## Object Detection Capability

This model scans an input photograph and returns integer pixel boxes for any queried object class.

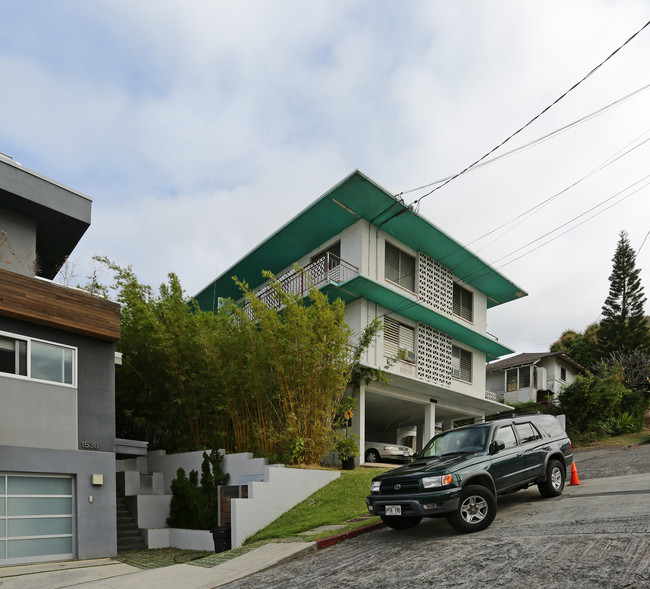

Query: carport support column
[353,383,366,465]
[423,401,436,447]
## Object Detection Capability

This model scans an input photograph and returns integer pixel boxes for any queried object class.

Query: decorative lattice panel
[417,323,452,387]
[418,253,453,315]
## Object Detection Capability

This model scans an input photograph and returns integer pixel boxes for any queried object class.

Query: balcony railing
[246,253,358,314]
[485,390,499,402]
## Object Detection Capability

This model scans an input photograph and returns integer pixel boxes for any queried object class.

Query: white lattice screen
[417,323,452,387]
[418,253,453,315]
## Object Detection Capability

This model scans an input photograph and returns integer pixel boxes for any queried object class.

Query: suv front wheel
[446,485,497,533]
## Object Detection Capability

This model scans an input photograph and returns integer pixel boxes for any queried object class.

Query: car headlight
[422,474,453,489]
[370,481,381,493]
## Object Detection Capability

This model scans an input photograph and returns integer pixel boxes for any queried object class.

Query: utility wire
[400,82,650,198]
[469,130,650,254]
[404,18,650,207]
[379,174,650,324]
[462,175,650,281]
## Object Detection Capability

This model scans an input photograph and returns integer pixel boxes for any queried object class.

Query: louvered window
[384,317,416,362]
[453,284,473,322]
[385,242,416,292]
[452,345,472,382]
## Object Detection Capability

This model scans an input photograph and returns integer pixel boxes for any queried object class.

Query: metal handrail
[246,252,358,315]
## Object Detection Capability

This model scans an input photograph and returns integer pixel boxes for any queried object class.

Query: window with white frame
[385,242,416,292]
[452,345,472,382]
[506,366,531,392]
[0,333,75,386]
[384,317,416,362]
[453,283,473,322]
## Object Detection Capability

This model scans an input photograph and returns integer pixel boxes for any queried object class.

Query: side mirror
[489,440,505,455]
[412,451,420,460]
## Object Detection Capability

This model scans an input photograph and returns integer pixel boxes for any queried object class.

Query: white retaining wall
[231,465,340,548]
[145,528,213,551]
[147,449,270,493]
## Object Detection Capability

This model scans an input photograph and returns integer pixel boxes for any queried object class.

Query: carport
[353,372,511,463]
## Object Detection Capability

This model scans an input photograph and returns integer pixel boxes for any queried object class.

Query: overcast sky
[1,0,649,355]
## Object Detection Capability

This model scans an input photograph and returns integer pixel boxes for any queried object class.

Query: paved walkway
[0,543,316,589]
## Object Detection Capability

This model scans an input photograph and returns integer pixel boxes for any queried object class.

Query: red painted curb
[316,521,384,549]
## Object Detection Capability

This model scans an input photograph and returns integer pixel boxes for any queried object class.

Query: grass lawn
[244,466,390,544]
[573,428,650,449]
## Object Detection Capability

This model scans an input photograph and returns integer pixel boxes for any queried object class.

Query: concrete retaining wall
[231,466,340,548]
[144,528,213,551]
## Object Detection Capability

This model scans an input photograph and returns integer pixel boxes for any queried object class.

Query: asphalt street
[225,443,650,589]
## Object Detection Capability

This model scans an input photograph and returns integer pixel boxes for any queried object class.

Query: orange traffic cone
[569,461,581,486]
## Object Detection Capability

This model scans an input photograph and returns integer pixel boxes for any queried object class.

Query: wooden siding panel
[0,269,120,341]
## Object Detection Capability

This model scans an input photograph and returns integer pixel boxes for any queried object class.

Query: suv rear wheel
[381,515,422,530]
[446,485,497,533]
[538,459,565,498]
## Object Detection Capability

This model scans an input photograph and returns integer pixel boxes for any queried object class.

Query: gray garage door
[0,474,74,564]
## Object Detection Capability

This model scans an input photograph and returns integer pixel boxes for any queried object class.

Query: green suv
[366,414,573,533]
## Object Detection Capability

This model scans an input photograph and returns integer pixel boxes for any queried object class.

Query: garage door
[0,474,74,565]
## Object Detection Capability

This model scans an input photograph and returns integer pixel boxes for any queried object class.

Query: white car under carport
[364,441,414,463]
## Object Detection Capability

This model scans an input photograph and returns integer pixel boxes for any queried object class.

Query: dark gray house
[0,154,121,565]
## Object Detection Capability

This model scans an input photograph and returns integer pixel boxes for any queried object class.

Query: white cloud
[1,0,649,353]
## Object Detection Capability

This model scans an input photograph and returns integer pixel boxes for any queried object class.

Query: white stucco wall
[231,466,340,548]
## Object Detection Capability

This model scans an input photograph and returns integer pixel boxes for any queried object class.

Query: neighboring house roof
[0,155,92,279]
[486,352,586,374]
[194,169,528,311]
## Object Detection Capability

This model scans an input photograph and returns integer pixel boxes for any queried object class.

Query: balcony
[248,253,358,313]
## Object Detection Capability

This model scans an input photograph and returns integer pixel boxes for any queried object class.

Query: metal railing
[246,252,358,315]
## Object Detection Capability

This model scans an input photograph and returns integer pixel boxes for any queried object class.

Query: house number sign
[81,441,99,449]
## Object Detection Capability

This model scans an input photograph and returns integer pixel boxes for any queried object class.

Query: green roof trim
[194,170,527,312]
[321,275,513,360]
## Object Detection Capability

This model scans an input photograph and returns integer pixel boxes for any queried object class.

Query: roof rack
[478,411,542,423]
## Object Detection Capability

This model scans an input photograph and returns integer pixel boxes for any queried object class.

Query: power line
[404,18,650,207]
[464,175,650,280]
[379,174,650,325]
[399,82,650,198]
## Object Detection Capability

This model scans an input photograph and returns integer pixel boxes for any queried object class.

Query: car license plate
[403,451,410,457]
[385,505,401,516]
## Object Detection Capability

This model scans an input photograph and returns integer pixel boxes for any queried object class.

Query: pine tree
[598,230,650,356]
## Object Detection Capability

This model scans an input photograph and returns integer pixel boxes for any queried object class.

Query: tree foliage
[598,230,650,356]
[558,365,628,439]
[550,323,600,370]
[94,258,380,463]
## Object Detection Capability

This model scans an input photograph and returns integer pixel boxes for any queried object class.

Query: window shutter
[452,345,472,382]
[460,349,472,382]
[385,242,416,292]
[385,242,400,284]
[398,324,414,353]
[453,284,473,322]
[401,252,416,292]
[384,317,415,359]
[384,317,399,358]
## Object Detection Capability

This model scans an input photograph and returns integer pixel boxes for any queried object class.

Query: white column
[423,401,436,447]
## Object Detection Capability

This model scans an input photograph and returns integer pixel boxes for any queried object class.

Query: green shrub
[166,450,229,530]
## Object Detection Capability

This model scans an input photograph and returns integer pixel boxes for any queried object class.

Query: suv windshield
[421,426,489,458]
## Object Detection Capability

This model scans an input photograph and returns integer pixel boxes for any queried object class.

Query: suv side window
[535,415,565,437]
[515,422,540,443]
[495,425,517,448]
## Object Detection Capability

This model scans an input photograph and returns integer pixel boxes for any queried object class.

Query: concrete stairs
[116,492,147,551]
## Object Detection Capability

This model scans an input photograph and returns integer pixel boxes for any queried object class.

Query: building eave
[194,170,527,311]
